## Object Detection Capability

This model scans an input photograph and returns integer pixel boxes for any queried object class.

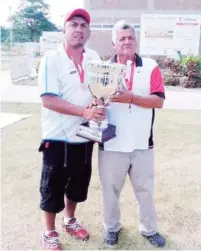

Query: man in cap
[38,8,104,250]
[98,20,166,247]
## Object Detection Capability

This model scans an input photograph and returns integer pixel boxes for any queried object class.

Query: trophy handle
[97,105,108,130]
[88,85,97,99]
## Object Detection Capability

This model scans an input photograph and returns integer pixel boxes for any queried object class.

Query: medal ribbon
[124,63,135,91]
[66,47,84,83]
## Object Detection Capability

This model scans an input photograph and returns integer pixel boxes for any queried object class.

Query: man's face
[64,16,90,48]
[114,28,137,57]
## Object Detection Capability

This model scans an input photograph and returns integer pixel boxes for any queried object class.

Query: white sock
[45,230,56,236]
[63,217,74,225]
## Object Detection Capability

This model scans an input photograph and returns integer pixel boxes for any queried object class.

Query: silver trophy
[77,60,125,143]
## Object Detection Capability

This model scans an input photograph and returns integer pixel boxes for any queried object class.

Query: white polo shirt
[101,54,165,152]
[38,44,100,143]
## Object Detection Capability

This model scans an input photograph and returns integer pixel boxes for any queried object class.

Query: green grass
[1,103,201,250]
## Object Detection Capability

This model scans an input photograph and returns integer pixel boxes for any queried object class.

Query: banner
[140,14,201,56]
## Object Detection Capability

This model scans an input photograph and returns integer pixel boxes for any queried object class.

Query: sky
[0,0,84,26]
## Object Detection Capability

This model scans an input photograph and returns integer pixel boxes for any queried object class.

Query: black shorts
[39,140,94,213]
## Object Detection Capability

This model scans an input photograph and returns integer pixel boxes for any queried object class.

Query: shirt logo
[70,70,77,75]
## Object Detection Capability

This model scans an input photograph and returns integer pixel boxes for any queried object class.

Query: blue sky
[0,0,84,26]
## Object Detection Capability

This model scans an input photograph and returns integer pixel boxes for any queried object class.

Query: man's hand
[110,90,132,104]
[87,97,104,108]
[83,106,105,121]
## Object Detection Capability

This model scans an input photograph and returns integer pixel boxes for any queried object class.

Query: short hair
[112,20,135,44]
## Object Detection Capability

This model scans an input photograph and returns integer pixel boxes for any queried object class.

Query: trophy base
[76,122,116,143]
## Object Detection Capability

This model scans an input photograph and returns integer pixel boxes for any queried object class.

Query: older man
[38,8,104,250]
[98,20,166,247]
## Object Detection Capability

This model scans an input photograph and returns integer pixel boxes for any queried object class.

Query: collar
[58,43,86,57]
[110,53,143,67]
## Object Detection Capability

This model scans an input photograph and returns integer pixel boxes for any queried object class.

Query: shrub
[165,77,180,86]
[163,52,201,88]
[185,60,200,78]
[164,58,183,76]
[180,55,201,70]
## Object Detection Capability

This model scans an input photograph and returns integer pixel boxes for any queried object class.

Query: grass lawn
[1,103,201,250]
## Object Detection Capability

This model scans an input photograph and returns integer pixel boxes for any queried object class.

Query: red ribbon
[65,47,84,83]
[123,63,135,91]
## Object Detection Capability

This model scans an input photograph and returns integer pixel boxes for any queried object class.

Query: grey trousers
[98,148,157,236]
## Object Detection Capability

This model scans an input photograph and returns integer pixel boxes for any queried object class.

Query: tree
[0,26,10,43]
[10,0,59,42]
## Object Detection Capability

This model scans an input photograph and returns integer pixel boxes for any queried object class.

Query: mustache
[74,33,83,37]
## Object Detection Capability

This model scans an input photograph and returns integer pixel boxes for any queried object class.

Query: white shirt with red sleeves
[101,54,165,152]
[38,44,100,143]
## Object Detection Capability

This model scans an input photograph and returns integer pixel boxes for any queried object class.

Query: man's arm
[130,94,164,108]
[42,95,84,116]
[38,52,104,121]
[111,65,165,109]
[42,95,105,121]
[111,91,164,108]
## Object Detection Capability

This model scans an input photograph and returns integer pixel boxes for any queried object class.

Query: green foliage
[10,0,59,42]
[180,55,201,70]
[164,52,201,88]
[0,26,10,43]
[176,50,201,69]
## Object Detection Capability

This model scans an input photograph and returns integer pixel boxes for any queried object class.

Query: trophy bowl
[76,60,125,143]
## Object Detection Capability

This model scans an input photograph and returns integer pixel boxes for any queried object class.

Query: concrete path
[164,87,201,110]
[1,71,40,103]
[0,112,30,129]
[1,70,201,110]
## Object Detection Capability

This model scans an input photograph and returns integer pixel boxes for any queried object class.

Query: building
[84,0,201,57]
[40,32,64,55]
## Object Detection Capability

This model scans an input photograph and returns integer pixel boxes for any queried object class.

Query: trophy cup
[76,60,125,143]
